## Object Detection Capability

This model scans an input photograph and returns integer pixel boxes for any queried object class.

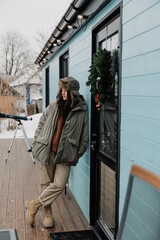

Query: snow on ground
[0,113,41,139]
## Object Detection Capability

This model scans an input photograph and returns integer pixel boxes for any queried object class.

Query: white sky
[0,0,72,50]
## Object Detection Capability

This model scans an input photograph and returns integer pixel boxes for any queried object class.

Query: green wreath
[86,48,118,103]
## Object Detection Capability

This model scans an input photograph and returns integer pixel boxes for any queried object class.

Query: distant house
[35,1,160,239]
[0,74,17,84]
[0,76,21,115]
[10,70,42,115]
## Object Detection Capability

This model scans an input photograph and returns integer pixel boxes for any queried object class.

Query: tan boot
[26,199,41,226]
[42,205,54,228]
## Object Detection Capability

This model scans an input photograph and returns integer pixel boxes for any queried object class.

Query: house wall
[42,0,121,222]
[0,96,17,114]
[120,0,160,217]
[41,0,160,227]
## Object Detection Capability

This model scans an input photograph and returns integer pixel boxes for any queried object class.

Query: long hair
[57,88,79,109]
[56,89,72,117]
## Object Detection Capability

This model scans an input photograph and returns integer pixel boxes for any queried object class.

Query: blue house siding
[37,0,160,236]
[42,32,92,221]
[62,0,122,223]
[120,0,160,218]
[62,30,92,221]
[41,0,121,223]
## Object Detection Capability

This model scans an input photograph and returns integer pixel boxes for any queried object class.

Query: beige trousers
[38,151,71,207]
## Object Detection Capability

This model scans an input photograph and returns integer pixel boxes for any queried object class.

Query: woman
[26,76,88,228]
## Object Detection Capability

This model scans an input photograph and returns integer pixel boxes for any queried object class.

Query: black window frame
[90,5,122,240]
[59,50,69,78]
[45,66,50,107]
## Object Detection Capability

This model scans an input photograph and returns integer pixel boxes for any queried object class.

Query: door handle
[91,141,96,151]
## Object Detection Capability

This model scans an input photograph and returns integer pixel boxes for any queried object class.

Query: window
[97,17,120,52]
[96,16,120,160]
[45,67,50,107]
[91,12,120,238]
[59,51,69,78]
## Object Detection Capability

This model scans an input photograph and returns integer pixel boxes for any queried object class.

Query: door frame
[89,4,122,240]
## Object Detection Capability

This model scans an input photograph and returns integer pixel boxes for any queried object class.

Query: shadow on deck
[0,139,91,240]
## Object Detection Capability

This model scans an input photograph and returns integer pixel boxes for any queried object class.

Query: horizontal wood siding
[42,29,92,221]
[50,61,59,102]
[67,0,122,222]
[41,0,121,223]
[120,0,160,219]
[65,24,92,222]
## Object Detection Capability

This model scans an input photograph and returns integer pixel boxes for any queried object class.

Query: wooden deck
[0,139,90,240]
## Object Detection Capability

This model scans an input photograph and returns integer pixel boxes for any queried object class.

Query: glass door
[90,12,120,240]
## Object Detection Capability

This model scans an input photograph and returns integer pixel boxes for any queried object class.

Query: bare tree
[35,30,49,49]
[33,29,51,56]
[0,31,34,76]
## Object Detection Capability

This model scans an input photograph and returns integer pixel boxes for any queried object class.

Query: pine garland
[86,48,118,104]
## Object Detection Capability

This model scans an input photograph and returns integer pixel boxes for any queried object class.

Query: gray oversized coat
[32,95,88,166]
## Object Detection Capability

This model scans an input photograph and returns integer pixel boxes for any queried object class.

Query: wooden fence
[0,96,17,115]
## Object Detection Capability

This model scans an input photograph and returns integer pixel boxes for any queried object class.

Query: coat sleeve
[78,110,88,157]
[33,104,52,140]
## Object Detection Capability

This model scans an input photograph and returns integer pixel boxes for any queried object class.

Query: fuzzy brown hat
[58,76,80,108]
[59,77,80,92]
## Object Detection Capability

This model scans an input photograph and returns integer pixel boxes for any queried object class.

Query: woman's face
[61,88,68,100]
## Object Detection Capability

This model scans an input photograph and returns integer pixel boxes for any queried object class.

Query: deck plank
[0,139,90,240]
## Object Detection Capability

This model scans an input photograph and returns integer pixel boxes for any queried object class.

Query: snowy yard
[0,113,41,138]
